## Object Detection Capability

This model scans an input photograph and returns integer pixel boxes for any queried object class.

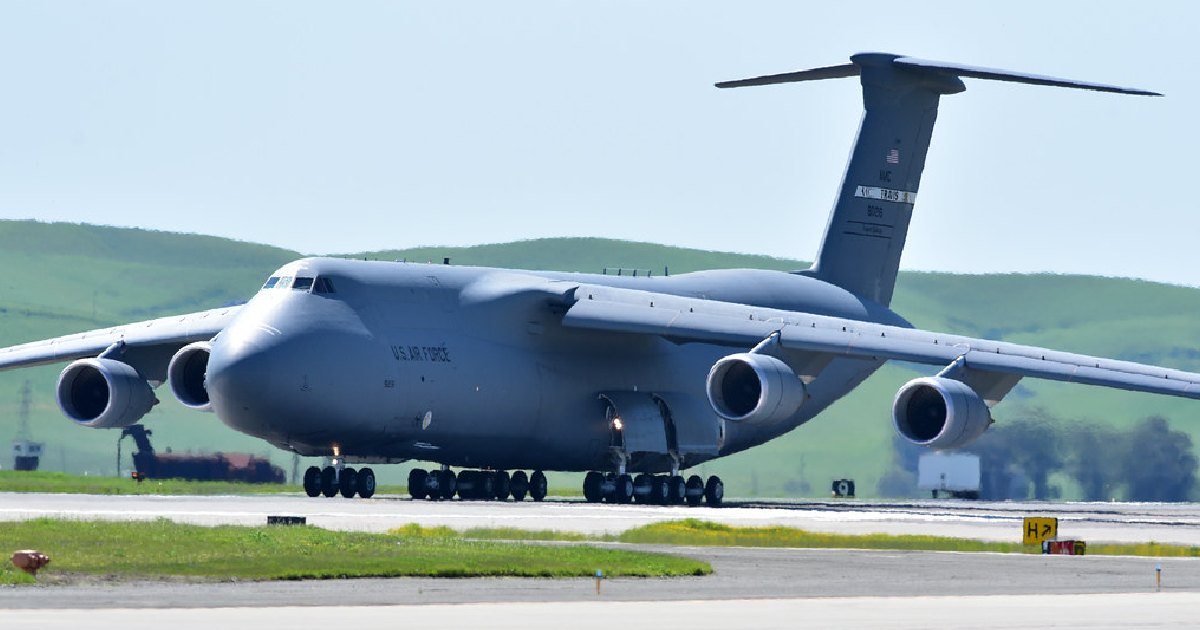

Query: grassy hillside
[2,221,1199,499]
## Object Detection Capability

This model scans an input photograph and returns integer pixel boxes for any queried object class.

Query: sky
[0,2,1196,285]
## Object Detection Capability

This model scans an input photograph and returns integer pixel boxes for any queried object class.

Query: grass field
[0,518,711,585]
[2,221,1200,499]
[465,518,1200,558]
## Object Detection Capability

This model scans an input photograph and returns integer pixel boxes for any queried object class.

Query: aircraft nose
[205,322,289,436]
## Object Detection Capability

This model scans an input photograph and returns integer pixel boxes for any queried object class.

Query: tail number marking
[855,185,916,205]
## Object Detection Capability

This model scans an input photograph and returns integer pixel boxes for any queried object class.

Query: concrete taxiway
[3,492,1200,545]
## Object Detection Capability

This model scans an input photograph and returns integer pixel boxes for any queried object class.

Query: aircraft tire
[685,475,704,506]
[339,467,358,498]
[511,470,529,501]
[530,470,548,502]
[493,470,511,501]
[456,470,476,500]
[358,468,376,499]
[408,468,428,500]
[649,476,668,505]
[582,471,604,503]
[704,476,724,507]
[614,474,634,504]
[632,474,651,504]
[303,466,322,498]
[438,469,457,500]
[320,466,338,498]
[667,475,686,505]
[479,471,497,499]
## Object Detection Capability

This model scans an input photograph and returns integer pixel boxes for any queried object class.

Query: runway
[3,492,1200,545]
[3,492,1200,628]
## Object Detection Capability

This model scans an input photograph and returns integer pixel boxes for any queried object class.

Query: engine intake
[706,353,806,424]
[57,358,157,428]
[168,341,212,411]
[892,377,991,449]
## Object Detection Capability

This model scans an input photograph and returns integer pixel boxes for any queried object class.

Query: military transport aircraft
[0,53,1190,506]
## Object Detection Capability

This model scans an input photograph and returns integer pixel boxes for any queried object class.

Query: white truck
[917,452,980,499]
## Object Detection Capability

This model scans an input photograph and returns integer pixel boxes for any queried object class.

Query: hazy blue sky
[1,2,1195,284]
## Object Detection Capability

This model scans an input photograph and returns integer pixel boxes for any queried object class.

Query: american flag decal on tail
[886,148,900,164]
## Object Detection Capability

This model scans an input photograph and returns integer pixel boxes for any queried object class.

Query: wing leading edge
[0,306,240,373]
[560,285,1200,403]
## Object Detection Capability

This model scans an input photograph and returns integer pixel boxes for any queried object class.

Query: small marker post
[595,569,603,595]
[1156,564,1162,592]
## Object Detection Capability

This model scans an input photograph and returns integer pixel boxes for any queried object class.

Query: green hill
[2,220,1199,499]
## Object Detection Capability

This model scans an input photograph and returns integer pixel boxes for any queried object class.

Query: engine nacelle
[892,377,992,449]
[57,358,157,428]
[706,353,806,424]
[168,341,212,411]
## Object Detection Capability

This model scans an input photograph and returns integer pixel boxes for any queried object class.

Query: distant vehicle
[119,425,285,485]
[918,452,981,499]
[0,53,1190,506]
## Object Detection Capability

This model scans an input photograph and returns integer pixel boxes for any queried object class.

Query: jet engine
[706,353,806,424]
[56,358,157,428]
[891,377,991,449]
[168,341,212,411]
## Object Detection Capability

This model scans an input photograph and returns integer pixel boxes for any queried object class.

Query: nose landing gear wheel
[358,467,376,499]
[613,474,634,504]
[339,467,358,498]
[583,471,603,503]
[303,466,321,498]
[320,466,338,498]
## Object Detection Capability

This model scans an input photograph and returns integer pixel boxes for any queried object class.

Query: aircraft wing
[560,285,1200,402]
[0,306,240,373]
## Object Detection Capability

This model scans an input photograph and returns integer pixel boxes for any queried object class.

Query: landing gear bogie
[580,470,724,507]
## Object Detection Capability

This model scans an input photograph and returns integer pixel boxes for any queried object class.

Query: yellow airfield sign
[1023,517,1058,545]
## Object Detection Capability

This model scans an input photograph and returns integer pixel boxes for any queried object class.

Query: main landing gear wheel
[408,468,428,500]
[358,467,376,499]
[303,466,321,498]
[320,466,338,498]
[494,470,511,501]
[649,476,668,505]
[704,475,724,507]
[510,470,529,501]
[583,471,604,503]
[437,469,457,500]
[529,470,548,502]
[685,475,704,506]
[667,475,686,505]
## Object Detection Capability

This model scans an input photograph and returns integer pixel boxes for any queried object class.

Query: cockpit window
[293,276,314,291]
[276,276,294,289]
[262,276,280,289]
[313,277,336,294]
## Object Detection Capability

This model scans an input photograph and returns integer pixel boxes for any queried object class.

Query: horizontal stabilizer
[892,57,1162,96]
[717,53,1162,97]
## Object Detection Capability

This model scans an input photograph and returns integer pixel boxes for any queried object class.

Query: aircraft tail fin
[718,53,1159,306]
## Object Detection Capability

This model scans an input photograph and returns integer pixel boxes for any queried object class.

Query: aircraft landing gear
[405,467,546,502]
[304,465,376,499]
[580,471,724,507]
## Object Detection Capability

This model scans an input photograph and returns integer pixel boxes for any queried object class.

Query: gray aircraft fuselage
[206,257,906,472]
